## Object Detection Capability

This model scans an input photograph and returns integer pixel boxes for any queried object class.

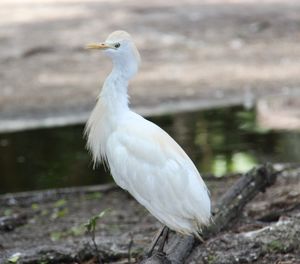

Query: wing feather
[106,114,211,233]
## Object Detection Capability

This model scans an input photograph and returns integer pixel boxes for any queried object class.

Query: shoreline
[1,88,300,133]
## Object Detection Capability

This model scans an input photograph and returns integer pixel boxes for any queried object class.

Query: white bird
[85,31,211,252]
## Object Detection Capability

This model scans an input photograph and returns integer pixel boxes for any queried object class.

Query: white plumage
[86,31,211,236]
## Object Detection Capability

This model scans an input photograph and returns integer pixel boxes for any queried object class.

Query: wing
[106,113,211,233]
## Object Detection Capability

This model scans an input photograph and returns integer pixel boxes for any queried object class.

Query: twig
[128,233,134,263]
[91,230,102,264]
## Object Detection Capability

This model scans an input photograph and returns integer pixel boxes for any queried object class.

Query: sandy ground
[0,0,300,132]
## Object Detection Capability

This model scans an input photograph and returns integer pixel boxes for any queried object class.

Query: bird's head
[87,30,141,79]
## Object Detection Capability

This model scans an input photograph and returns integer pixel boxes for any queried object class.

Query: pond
[0,105,299,194]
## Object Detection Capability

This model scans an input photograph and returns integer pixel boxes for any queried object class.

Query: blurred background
[0,0,300,194]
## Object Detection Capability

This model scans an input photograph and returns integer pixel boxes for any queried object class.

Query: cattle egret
[85,31,211,253]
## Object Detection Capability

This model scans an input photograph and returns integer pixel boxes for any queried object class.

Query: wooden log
[0,183,116,207]
[142,163,278,264]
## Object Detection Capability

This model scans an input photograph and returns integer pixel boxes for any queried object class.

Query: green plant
[7,252,21,263]
[84,209,110,264]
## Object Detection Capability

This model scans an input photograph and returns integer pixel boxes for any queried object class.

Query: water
[0,105,299,194]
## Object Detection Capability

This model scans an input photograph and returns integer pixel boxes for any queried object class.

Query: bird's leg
[146,225,168,257]
[157,226,169,253]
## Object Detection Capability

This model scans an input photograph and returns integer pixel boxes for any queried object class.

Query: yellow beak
[86,43,115,50]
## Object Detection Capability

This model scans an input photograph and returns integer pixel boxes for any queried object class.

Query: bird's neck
[99,67,130,114]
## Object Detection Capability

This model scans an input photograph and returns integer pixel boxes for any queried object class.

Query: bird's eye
[114,43,121,48]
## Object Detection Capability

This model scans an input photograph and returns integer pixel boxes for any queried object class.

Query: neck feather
[100,67,130,113]
[85,67,130,165]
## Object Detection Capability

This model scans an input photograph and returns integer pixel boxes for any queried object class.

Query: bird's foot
[155,250,166,258]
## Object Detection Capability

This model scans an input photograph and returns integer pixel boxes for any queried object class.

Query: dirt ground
[0,0,300,132]
[0,167,299,263]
